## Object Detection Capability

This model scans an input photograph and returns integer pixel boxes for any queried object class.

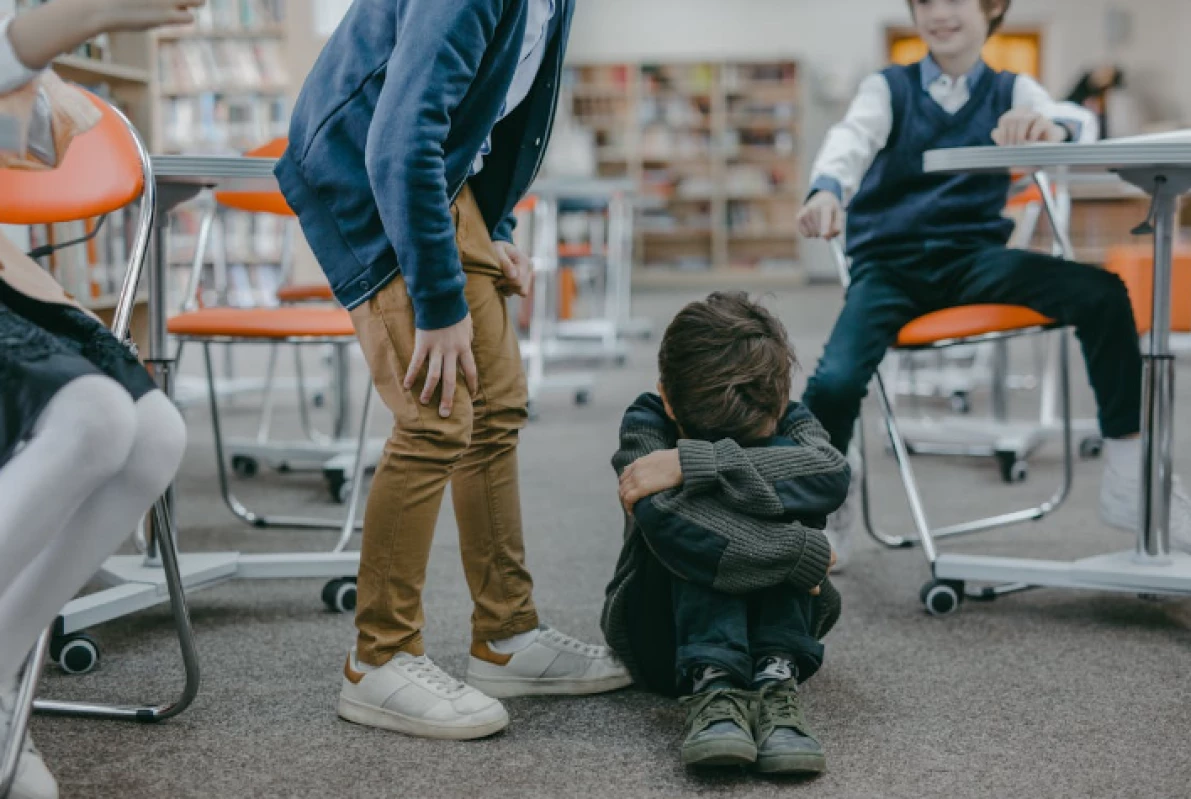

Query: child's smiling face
[910,0,1000,65]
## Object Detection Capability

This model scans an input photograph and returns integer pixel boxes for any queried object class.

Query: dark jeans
[672,579,825,690]
[802,245,1143,454]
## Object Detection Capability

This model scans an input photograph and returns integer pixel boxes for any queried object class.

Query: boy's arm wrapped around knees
[612,393,677,478]
[631,493,834,596]
[676,403,851,519]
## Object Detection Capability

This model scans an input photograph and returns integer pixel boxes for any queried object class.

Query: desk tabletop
[151,155,278,192]
[925,141,1191,175]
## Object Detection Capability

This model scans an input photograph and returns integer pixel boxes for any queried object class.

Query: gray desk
[922,141,1191,596]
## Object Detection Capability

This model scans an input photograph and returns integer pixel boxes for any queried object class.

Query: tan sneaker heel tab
[470,641,513,666]
[343,656,366,685]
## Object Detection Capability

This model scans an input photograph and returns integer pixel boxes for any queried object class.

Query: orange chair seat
[1102,244,1191,334]
[276,283,336,303]
[897,305,1055,348]
[169,307,356,340]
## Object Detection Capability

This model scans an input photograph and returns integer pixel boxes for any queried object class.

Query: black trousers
[671,579,824,690]
[802,245,1143,454]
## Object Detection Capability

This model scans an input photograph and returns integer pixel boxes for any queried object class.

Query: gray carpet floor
[30,285,1191,799]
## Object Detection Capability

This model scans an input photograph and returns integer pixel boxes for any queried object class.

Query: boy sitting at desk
[797,0,1191,561]
[603,292,849,774]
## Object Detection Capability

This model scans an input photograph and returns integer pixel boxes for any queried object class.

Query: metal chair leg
[332,383,374,554]
[34,497,201,722]
[861,332,1076,565]
[203,343,365,531]
[0,633,49,797]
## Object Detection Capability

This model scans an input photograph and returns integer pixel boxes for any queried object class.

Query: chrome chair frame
[834,171,1077,563]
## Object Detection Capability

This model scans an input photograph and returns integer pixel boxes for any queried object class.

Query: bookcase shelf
[566,59,805,284]
[52,55,150,86]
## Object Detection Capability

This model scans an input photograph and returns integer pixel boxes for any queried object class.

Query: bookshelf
[150,0,292,309]
[565,59,805,286]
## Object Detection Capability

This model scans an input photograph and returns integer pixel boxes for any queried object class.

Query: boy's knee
[391,411,475,464]
[807,365,870,407]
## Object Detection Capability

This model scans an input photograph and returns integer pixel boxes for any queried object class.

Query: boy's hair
[907,0,1011,36]
[657,292,795,442]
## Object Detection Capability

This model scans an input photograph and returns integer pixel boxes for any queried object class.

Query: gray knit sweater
[601,393,848,695]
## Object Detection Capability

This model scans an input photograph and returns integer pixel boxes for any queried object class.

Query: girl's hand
[91,0,205,33]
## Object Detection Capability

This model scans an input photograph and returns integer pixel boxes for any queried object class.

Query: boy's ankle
[688,664,737,694]
[752,655,796,688]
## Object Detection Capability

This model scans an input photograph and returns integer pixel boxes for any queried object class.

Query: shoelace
[757,683,807,732]
[683,688,753,732]
[404,656,466,694]
[541,628,605,658]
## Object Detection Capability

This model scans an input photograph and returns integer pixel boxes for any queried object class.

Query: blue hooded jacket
[275,0,574,329]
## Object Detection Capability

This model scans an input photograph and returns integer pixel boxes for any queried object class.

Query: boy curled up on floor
[601,292,848,775]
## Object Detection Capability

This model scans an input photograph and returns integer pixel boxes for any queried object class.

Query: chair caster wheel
[996,452,1028,483]
[920,580,964,616]
[325,471,349,504]
[322,578,357,613]
[574,390,591,406]
[232,455,259,478]
[949,391,972,415]
[1079,436,1104,460]
[51,632,100,675]
[312,392,326,409]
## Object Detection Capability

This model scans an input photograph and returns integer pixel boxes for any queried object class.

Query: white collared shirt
[809,59,1099,203]
[472,0,555,175]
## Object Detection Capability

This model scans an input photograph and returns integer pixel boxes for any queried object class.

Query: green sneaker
[753,679,826,775]
[679,688,758,768]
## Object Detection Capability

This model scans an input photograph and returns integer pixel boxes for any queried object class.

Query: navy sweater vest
[845,62,1017,263]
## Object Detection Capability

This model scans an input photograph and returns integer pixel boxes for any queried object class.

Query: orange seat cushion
[1102,244,1191,334]
[276,283,335,303]
[168,307,356,340]
[897,305,1054,348]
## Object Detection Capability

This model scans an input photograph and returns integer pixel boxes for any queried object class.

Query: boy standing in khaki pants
[277,0,629,741]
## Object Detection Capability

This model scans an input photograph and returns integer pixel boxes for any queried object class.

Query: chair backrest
[214,138,292,216]
[0,90,154,340]
[0,91,147,223]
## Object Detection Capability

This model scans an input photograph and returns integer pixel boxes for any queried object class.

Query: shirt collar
[920,55,987,90]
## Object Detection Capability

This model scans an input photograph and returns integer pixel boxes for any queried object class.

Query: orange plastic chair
[0,90,154,341]
[0,93,203,720]
[1102,244,1191,334]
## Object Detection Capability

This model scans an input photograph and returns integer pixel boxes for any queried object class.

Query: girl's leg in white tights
[0,387,186,683]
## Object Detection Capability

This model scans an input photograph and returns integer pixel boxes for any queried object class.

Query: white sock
[1101,437,1141,531]
[753,656,794,686]
[692,666,731,693]
[489,628,541,655]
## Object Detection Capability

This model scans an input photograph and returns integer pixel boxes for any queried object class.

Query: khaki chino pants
[348,186,539,665]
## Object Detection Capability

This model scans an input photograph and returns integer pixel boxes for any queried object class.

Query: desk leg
[1138,191,1178,561]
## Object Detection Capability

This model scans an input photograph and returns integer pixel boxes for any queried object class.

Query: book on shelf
[158,38,288,93]
[189,0,286,32]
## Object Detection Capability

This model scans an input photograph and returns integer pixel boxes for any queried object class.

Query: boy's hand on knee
[404,315,479,418]
[494,241,533,298]
[619,449,683,513]
[797,192,843,240]
[992,109,1068,146]
[808,549,838,596]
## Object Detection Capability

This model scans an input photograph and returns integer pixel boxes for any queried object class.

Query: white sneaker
[337,649,508,740]
[824,444,861,573]
[466,627,633,698]
[2,677,58,799]
[1099,438,1191,553]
